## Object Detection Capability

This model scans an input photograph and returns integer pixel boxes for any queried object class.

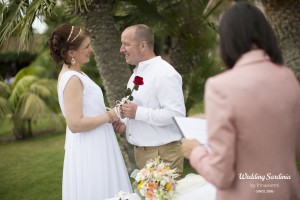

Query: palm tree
[260,0,300,82]
[0,66,63,139]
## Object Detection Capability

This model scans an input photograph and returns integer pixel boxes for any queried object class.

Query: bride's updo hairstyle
[48,23,89,67]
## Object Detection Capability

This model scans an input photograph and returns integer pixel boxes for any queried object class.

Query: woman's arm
[189,78,236,189]
[63,76,116,133]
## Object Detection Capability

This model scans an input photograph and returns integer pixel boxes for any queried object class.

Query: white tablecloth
[106,174,216,200]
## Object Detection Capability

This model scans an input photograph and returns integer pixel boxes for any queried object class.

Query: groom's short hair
[132,24,154,51]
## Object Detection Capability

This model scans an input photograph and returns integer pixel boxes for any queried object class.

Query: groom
[113,24,186,176]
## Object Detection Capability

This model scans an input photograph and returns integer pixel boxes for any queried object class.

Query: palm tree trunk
[79,0,136,172]
[261,0,300,82]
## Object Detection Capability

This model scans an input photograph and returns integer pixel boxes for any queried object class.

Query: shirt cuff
[135,106,148,122]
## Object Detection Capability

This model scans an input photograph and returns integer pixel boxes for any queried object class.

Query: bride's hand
[108,109,119,122]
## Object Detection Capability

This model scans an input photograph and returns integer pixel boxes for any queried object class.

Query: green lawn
[0,132,196,200]
[0,132,65,200]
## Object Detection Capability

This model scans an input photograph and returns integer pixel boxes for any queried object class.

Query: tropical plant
[0,66,63,139]
[0,81,12,117]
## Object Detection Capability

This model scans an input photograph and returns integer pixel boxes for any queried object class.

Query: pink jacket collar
[234,50,270,68]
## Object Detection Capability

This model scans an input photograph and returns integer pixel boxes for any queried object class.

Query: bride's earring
[71,57,76,65]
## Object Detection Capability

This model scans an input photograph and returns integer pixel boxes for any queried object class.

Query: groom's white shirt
[125,56,186,147]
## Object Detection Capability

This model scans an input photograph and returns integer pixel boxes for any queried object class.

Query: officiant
[182,2,300,200]
[113,24,186,176]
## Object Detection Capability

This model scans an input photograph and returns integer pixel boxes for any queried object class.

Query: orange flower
[145,190,155,198]
[148,181,158,190]
[165,183,172,192]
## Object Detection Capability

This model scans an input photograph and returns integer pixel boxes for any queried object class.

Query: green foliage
[28,50,60,79]
[0,81,12,117]
[0,64,63,139]
[0,51,37,79]
[0,0,57,50]
[152,0,222,113]
[43,2,83,35]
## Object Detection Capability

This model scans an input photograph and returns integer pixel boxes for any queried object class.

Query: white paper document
[174,117,208,144]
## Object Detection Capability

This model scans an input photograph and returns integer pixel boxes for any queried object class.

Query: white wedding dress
[58,71,132,200]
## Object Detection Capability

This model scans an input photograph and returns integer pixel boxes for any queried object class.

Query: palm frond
[0,1,6,25]
[65,0,91,13]
[37,78,57,95]
[13,66,47,87]
[0,0,57,50]
[29,78,57,98]
[15,92,52,120]
[0,81,12,98]
[113,0,165,29]
[0,97,12,117]
[203,0,224,19]
[29,83,51,98]
[9,75,37,107]
[0,0,26,47]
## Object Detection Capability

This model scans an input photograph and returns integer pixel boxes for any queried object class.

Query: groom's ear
[141,41,147,49]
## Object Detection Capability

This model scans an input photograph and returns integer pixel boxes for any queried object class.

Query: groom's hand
[121,102,137,119]
[113,120,126,133]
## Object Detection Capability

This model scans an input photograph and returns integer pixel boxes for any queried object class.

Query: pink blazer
[190,50,300,200]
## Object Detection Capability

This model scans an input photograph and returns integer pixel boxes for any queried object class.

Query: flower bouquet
[130,157,179,200]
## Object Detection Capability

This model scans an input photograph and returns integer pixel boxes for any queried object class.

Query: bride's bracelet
[106,111,113,123]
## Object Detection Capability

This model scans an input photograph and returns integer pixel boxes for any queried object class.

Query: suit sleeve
[189,78,236,189]
[296,101,300,160]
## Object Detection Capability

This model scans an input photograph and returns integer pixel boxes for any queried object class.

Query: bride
[48,23,132,200]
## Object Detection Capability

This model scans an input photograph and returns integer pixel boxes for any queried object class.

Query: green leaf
[0,97,12,117]
[125,88,132,96]
[0,81,11,98]
[15,92,52,120]
[128,96,133,101]
[9,75,37,107]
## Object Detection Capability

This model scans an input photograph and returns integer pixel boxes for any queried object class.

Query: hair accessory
[70,28,82,43]
[66,26,74,42]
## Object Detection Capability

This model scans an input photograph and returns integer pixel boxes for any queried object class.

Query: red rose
[133,76,144,86]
